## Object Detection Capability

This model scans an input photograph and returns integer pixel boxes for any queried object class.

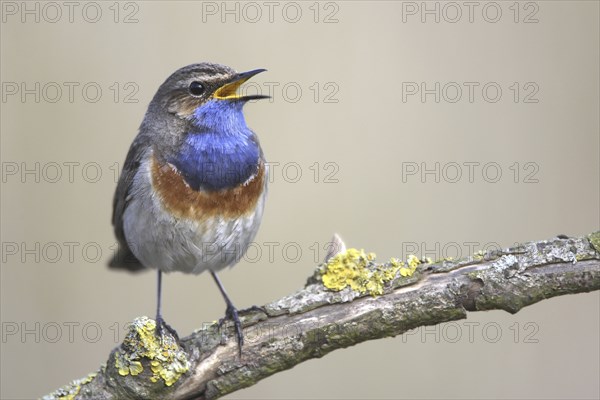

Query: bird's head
[143,63,268,191]
[147,63,268,132]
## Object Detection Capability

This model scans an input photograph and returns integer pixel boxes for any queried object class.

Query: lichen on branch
[44,231,600,400]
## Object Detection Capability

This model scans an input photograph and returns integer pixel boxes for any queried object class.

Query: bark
[44,232,600,400]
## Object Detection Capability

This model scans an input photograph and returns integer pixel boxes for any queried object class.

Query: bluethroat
[109,63,269,354]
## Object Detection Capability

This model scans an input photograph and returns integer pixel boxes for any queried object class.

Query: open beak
[213,69,269,101]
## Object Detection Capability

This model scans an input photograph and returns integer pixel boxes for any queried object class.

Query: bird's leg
[155,270,179,341]
[210,270,243,356]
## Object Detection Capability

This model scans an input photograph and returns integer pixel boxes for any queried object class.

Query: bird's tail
[108,244,146,272]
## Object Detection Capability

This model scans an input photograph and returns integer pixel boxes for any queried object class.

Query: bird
[109,62,269,354]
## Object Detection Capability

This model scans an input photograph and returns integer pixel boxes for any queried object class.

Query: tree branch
[45,232,600,400]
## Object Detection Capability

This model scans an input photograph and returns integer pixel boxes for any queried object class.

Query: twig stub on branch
[44,232,600,400]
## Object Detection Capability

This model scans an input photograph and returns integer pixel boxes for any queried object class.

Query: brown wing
[109,135,149,271]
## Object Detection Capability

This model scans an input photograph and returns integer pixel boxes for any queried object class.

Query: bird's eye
[188,81,205,96]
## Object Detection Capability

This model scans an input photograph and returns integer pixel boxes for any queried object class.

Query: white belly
[123,156,267,274]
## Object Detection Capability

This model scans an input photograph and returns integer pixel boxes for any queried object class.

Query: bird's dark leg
[155,269,178,341]
[156,269,163,321]
[210,270,243,356]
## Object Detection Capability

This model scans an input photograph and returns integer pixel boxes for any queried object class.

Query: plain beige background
[1,1,599,399]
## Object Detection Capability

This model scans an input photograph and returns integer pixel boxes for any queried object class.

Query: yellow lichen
[398,254,420,276]
[473,250,485,260]
[43,372,96,400]
[321,249,419,296]
[114,316,189,386]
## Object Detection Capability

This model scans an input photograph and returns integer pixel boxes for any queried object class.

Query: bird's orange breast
[151,154,265,220]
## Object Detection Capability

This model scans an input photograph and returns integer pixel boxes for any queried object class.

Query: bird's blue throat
[170,100,260,191]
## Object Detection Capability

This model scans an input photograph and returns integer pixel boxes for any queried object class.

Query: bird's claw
[240,304,266,316]
[218,304,244,356]
[155,316,180,343]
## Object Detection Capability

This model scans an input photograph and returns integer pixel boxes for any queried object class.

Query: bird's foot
[218,304,244,356]
[155,315,179,343]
